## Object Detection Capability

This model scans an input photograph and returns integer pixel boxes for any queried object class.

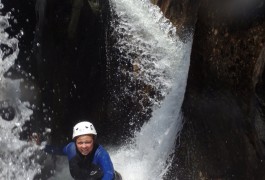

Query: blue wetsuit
[45,142,115,180]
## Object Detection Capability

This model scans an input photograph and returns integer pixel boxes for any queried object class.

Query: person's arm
[93,146,115,180]
[44,144,65,155]
[45,142,75,156]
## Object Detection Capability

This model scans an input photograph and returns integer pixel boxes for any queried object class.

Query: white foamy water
[108,0,192,179]
[0,3,43,179]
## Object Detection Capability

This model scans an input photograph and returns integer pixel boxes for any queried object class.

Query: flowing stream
[0,0,192,179]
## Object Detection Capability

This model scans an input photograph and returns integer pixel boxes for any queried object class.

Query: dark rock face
[32,0,107,144]
[2,0,106,144]
[152,0,265,179]
[151,0,200,40]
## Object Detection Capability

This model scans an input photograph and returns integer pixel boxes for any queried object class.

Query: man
[45,121,117,180]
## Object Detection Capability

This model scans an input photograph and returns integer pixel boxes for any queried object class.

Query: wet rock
[152,0,265,179]
[32,0,105,144]
[2,0,106,144]
[152,0,200,41]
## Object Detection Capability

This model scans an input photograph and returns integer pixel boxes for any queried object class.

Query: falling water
[0,2,43,179]
[108,0,192,179]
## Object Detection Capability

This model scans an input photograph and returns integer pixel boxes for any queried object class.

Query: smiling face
[75,134,94,156]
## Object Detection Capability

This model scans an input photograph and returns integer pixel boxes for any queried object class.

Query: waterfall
[0,2,43,179]
[45,1,193,179]
[0,0,192,179]
[107,0,192,179]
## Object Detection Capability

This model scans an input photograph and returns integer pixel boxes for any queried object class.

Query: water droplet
[31,104,36,109]
[0,3,4,9]
[45,128,51,133]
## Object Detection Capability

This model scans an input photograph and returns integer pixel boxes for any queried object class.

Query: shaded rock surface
[151,0,265,179]
[32,0,103,143]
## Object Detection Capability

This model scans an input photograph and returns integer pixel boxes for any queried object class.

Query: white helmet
[72,121,97,139]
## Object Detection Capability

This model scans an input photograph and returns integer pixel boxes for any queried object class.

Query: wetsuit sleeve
[44,145,65,155]
[94,146,115,180]
[44,142,75,156]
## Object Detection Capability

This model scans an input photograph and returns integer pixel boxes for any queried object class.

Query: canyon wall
[151,0,265,179]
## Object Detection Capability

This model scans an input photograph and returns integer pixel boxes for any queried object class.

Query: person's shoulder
[67,141,75,147]
[95,144,110,156]
[65,141,75,149]
[63,141,77,160]
[63,142,76,153]
[97,144,106,151]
